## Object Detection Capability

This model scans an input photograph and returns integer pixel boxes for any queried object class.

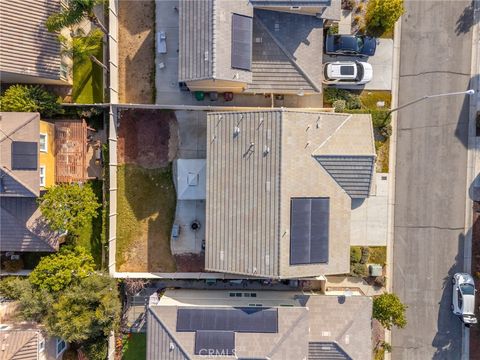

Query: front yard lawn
[360,91,391,110]
[72,44,104,104]
[76,179,106,269]
[116,164,177,272]
[122,333,146,360]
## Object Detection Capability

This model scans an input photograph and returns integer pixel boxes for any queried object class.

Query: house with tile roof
[178,0,340,95]
[146,289,372,360]
[205,110,376,278]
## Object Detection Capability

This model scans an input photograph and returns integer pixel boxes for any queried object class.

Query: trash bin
[194,91,205,101]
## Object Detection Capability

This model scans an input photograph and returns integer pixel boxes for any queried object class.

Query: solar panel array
[11,141,38,170]
[290,198,329,265]
[176,307,278,333]
[231,14,253,71]
[194,330,235,356]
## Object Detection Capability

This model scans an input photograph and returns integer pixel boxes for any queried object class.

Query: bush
[350,246,362,264]
[324,88,361,110]
[346,95,362,109]
[0,85,63,117]
[350,263,368,277]
[341,0,356,10]
[373,293,407,330]
[82,337,108,360]
[333,100,346,113]
[374,276,386,287]
[360,247,370,264]
[371,109,391,128]
[366,0,404,34]
[2,259,24,273]
[328,23,339,35]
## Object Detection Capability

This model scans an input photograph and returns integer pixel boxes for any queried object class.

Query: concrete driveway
[323,38,393,91]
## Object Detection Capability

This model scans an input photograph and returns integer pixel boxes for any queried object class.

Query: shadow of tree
[455,1,476,36]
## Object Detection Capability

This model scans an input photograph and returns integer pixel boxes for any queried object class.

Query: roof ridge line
[0,168,39,198]
[311,114,352,155]
[253,16,321,92]
[0,113,38,144]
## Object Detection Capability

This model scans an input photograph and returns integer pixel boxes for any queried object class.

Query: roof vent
[263,145,270,156]
[233,126,240,137]
[274,22,280,31]
[169,342,175,351]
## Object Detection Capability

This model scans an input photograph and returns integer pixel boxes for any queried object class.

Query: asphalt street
[392,1,474,359]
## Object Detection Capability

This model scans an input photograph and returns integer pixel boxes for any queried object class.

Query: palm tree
[60,29,108,72]
[46,0,107,34]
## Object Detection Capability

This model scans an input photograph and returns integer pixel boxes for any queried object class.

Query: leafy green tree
[0,85,63,117]
[29,246,95,292]
[46,0,107,34]
[373,293,407,329]
[46,273,120,343]
[366,0,405,33]
[82,337,108,360]
[39,183,100,236]
[59,29,107,72]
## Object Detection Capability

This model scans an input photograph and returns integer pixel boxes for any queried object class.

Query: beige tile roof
[206,110,375,278]
[0,330,38,360]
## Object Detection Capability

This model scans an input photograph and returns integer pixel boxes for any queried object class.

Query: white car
[452,273,477,326]
[323,61,373,85]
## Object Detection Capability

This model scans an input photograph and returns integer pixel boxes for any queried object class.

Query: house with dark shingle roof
[205,110,376,278]
[178,0,340,95]
[146,289,372,360]
[0,112,60,255]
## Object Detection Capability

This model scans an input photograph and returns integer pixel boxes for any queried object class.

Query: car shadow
[432,232,465,359]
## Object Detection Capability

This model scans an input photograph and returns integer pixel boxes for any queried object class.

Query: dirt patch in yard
[118,109,178,167]
[118,0,155,103]
[174,253,205,272]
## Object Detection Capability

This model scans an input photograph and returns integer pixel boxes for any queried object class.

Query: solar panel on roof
[290,198,329,265]
[231,14,253,71]
[194,331,235,356]
[11,141,38,170]
[176,307,278,333]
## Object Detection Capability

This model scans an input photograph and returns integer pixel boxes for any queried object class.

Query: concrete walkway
[326,275,384,297]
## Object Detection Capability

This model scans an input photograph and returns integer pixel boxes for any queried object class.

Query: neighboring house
[205,110,376,278]
[39,121,56,190]
[0,112,60,255]
[0,323,67,360]
[0,0,70,85]
[146,289,372,360]
[178,0,340,95]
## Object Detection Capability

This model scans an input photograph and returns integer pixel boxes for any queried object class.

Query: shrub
[82,337,108,360]
[346,95,362,110]
[328,23,339,35]
[355,3,365,12]
[360,247,370,264]
[366,0,404,34]
[341,0,356,10]
[374,276,386,287]
[2,258,24,273]
[350,263,368,277]
[373,293,407,330]
[324,88,361,109]
[371,109,391,128]
[353,15,362,25]
[0,85,63,117]
[350,246,362,264]
[380,124,392,138]
[333,100,346,113]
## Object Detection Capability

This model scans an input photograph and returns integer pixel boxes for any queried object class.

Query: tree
[46,273,120,343]
[0,85,63,117]
[39,183,101,237]
[59,29,108,72]
[46,0,107,34]
[29,246,95,292]
[365,0,404,34]
[373,293,407,330]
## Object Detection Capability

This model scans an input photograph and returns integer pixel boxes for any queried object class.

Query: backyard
[122,333,146,360]
[116,109,178,272]
[72,44,104,103]
[118,0,155,103]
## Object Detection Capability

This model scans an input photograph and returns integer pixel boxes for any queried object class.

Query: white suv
[323,61,373,85]
[452,273,477,326]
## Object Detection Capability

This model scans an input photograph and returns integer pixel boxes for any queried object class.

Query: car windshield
[460,283,475,295]
[356,37,364,51]
[356,63,364,81]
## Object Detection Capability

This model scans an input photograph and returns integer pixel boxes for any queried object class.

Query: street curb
[383,17,402,360]
[463,1,480,359]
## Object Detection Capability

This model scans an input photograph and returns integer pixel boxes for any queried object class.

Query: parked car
[325,34,377,57]
[323,61,373,85]
[452,273,477,326]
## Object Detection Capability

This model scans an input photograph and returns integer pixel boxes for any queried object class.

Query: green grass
[122,333,146,360]
[116,164,177,271]
[360,91,391,110]
[368,246,387,266]
[72,44,104,104]
[76,179,105,269]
